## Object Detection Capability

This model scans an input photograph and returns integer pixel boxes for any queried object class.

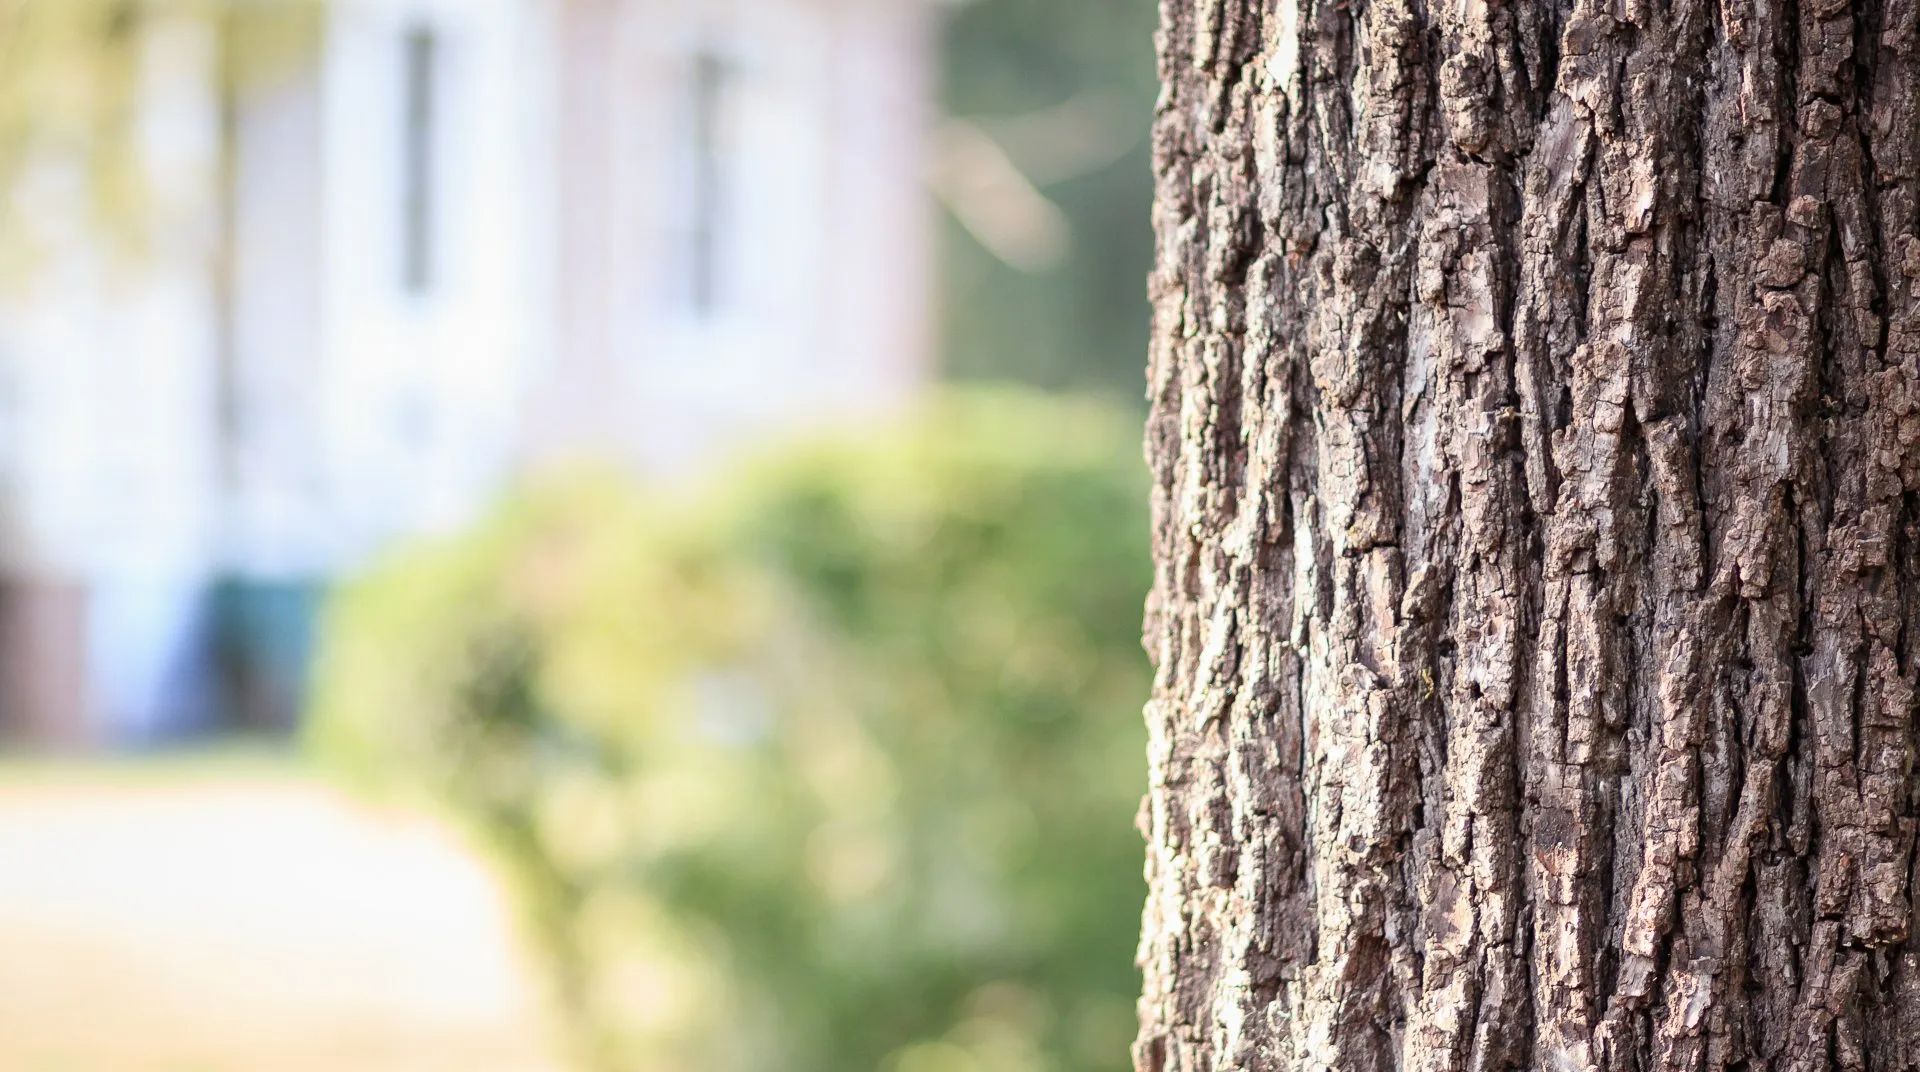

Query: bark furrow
[1137,2,1920,1070]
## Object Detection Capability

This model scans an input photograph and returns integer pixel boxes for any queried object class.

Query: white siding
[317,0,540,561]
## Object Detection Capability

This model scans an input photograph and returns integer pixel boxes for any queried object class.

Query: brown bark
[1136,2,1920,1071]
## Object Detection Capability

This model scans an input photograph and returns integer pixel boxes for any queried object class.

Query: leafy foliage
[0,0,319,275]
[310,391,1151,1072]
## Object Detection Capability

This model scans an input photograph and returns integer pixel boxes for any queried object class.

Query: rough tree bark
[1136,2,1920,1071]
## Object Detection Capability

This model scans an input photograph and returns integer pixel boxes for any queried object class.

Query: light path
[0,761,562,1072]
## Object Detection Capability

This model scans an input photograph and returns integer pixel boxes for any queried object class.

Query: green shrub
[308,390,1150,1072]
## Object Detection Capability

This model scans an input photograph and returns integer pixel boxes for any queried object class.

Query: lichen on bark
[1136,2,1920,1070]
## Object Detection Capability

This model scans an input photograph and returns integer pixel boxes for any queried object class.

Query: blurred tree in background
[935,0,1158,399]
[310,391,1150,1072]
[0,0,148,262]
[0,0,317,277]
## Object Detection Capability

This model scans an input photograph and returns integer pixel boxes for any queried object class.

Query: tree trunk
[1136,3,1920,1071]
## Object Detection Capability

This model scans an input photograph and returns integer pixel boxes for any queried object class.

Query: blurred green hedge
[308,390,1150,1072]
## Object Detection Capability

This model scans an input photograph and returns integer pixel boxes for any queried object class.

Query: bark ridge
[1138,2,1920,1070]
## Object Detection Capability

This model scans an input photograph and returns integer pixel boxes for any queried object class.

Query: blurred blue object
[210,577,324,736]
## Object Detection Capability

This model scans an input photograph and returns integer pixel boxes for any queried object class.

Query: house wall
[225,54,327,579]
[523,0,933,472]
[0,0,933,746]
[0,15,226,745]
[316,0,542,560]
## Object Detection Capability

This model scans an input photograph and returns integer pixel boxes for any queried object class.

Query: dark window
[685,48,730,316]
[401,26,438,294]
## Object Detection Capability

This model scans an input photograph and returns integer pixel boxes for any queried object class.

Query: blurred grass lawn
[0,748,561,1072]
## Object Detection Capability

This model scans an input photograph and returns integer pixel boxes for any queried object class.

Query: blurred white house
[0,0,932,745]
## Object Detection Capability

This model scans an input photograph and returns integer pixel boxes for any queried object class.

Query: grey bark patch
[1137,1,1920,1069]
